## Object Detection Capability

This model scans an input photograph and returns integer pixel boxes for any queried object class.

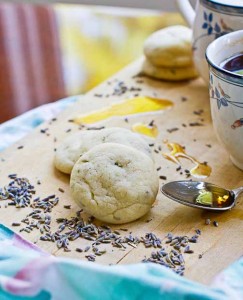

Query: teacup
[206,30,243,170]
[177,0,243,83]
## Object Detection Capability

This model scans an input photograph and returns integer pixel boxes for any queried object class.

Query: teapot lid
[208,0,243,7]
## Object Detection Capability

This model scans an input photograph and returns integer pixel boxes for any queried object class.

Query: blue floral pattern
[209,74,243,129]
[202,11,232,38]
[193,11,233,50]
[209,74,230,109]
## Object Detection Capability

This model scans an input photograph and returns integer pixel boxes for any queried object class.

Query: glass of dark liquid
[206,30,243,170]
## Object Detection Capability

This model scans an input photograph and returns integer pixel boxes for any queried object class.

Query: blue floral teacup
[177,0,243,83]
[206,30,243,170]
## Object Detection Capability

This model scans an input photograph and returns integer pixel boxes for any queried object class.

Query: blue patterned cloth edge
[0,96,79,152]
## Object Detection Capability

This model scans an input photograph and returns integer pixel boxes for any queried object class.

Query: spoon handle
[232,187,243,199]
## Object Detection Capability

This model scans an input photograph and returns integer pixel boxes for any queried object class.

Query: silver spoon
[161,181,243,211]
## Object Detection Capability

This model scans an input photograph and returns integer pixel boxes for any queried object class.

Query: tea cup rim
[205,30,243,80]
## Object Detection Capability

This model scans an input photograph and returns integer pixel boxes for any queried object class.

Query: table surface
[0,59,243,285]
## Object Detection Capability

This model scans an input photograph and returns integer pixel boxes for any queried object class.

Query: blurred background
[0,2,185,123]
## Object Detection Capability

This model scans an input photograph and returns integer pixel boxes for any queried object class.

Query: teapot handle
[176,0,195,28]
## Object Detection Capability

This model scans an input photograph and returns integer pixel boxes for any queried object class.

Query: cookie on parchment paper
[70,143,159,224]
[144,25,193,68]
[54,127,152,174]
[142,58,198,81]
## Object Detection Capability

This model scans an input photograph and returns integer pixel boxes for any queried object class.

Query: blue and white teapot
[177,0,243,83]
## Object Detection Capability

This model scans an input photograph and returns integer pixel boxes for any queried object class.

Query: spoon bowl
[161,181,243,211]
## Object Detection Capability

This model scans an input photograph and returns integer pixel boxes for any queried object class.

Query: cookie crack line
[73,182,150,212]
[73,179,100,207]
[73,181,116,208]
[72,182,151,218]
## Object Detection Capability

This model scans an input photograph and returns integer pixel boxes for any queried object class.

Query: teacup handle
[176,0,195,28]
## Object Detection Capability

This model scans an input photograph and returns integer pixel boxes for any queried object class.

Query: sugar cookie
[144,25,193,68]
[70,143,159,224]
